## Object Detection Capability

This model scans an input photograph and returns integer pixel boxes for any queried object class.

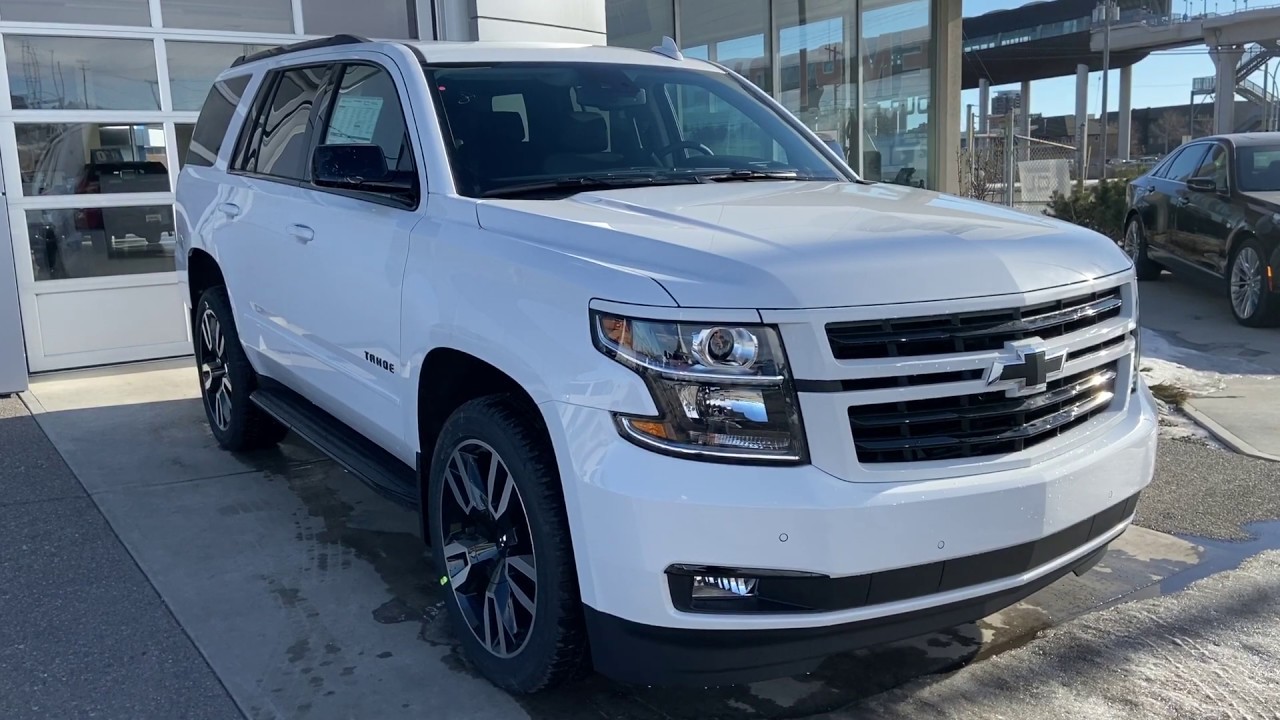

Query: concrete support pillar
[1212,44,1244,134]
[1076,63,1090,182]
[932,0,962,194]
[978,77,990,133]
[1020,79,1032,162]
[1118,65,1133,161]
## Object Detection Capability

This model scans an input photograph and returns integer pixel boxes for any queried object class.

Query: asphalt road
[4,383,1280,719]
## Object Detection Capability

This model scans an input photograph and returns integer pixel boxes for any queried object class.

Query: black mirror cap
[1186,176,1217,193]
[313,144,389,189]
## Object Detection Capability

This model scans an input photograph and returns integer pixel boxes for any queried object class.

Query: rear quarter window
[186,74,251,168]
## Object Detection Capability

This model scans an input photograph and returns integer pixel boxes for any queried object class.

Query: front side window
[1192,143,1228,189]
[238,66,329,180]
[317,64,418,202]
[1236,145,1280,192]
[427,62,843,198]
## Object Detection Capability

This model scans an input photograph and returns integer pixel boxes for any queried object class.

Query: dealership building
[0,0,961,391]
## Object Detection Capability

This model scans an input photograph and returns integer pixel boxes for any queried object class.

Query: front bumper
[542,383,1157,684]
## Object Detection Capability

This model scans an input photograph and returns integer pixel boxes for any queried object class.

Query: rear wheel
[1228,238,1280,327]
[194,286,288,450]
[428,395,586,693]
[1123,218,1163,281]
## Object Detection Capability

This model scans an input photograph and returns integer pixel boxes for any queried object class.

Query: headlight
[592,312,807,463]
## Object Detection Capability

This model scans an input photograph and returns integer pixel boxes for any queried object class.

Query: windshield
[1236,146,1280,192]
[424,62,846,198]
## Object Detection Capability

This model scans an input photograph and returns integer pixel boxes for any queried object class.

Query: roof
[1202,132,1280,146]
[406,41,710,69]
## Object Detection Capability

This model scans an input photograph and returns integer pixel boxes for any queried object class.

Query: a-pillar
[1020,79,1032,162]
[978,77,990,133]
[1212,44,1244,134]
[1076,63,1089,182]
[1118,65,1133,161]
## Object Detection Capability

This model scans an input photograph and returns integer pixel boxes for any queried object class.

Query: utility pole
[1099,0,1116,179]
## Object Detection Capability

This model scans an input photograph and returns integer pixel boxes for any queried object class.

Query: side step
[251,380,419,508]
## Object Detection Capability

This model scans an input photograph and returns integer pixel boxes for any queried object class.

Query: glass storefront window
[606,0,675,50]
[775,0,859,169]
[0,0,151,26]
[679,0,771,92]
[159,0,293,33]
[27,205,175,281]
[861,0,932,186]
[301,0,417,38]
[167,41,270,112]
[5,36,160,111]
[16,124,169,197]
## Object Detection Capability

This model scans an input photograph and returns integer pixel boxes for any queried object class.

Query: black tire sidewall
[195,287,262,448]
[1128,218,1162,281]
[427,397,580,693]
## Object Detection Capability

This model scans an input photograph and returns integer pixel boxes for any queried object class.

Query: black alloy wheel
[429,396,586,693]
[194,286,288,450]
[1123,218,1163,281]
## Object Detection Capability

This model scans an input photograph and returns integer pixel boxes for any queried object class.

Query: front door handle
[218,202,241,218]
[288,224,315,243]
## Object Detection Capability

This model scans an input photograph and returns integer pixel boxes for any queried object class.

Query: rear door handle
[218,202,241,218]
[288,224,315,243]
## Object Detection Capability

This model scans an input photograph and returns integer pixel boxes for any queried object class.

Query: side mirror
[1186,176,1217,193]
[313,144,389,189]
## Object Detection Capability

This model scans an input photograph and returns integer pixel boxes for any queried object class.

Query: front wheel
[428,396,586,693]
[194,286,289,450]
[1228,238,1280,327]
[1123,218,1163,281]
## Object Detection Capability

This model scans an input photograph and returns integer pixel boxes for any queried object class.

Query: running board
[250,380,419,508]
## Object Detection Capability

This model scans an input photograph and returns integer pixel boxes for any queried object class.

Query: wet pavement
[8,361,1280,719]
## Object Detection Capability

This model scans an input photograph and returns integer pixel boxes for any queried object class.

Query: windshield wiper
[694,169,807,182]
[480,174,699,198]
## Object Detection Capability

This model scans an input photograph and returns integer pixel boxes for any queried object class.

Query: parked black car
[1124,132,1280,326]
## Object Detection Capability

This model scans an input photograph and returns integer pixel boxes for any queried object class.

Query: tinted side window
[1193,143,1228,187]
[1162,144,1209,183]
[239,65,329,180]
[318,64,418,201]
[187,74,250,167]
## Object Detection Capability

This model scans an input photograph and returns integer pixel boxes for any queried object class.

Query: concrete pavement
[1138,272,1280,459]
[3,360,1241,720]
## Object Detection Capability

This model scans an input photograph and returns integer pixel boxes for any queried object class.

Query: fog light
[693,576,759,598]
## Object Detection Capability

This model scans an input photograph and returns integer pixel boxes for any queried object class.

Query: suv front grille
[826,286,1123,360]
[848,361,1119,463]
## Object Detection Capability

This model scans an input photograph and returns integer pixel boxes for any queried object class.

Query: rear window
[186,74,251,168]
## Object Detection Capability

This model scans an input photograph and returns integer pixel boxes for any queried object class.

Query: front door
[281,59,423,460]
[1176,142,1238,274]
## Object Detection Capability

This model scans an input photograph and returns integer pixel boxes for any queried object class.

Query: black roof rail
[231,34,371,67]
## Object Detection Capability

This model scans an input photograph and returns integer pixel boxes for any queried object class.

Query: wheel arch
[415,347,554,545]
[187,248,225,318]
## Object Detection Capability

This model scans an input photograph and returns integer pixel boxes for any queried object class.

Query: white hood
[475,181,1133,309]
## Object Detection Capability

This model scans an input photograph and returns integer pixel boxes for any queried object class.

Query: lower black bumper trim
[586,536,1120,686]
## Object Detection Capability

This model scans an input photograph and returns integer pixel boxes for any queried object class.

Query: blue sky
[961,0,1253,123]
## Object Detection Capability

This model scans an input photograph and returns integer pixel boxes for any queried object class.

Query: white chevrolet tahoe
[176,35,1157,693]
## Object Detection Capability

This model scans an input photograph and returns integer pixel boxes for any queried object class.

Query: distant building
[992,90,1022,117]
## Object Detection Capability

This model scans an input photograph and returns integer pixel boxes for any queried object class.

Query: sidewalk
[1136,276,1280,461]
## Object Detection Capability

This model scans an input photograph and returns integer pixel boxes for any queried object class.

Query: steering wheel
[655,141,715,160]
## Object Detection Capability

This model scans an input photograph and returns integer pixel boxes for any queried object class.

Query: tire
[1123,217,1163,281]
[428,395,586,693]
[1227,238,1280,327]
[194,286,289,450]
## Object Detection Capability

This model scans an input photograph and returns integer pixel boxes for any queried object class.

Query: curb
[1181,401,1280,463]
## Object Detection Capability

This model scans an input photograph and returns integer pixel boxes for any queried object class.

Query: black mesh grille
[826,286,1124,360]
[849,361,1119,463]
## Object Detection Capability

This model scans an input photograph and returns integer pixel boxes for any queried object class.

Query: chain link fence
[958,131,1081,213]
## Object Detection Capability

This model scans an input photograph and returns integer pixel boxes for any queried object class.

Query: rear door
[217,63,335,388]
[1152,143,1208,260]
